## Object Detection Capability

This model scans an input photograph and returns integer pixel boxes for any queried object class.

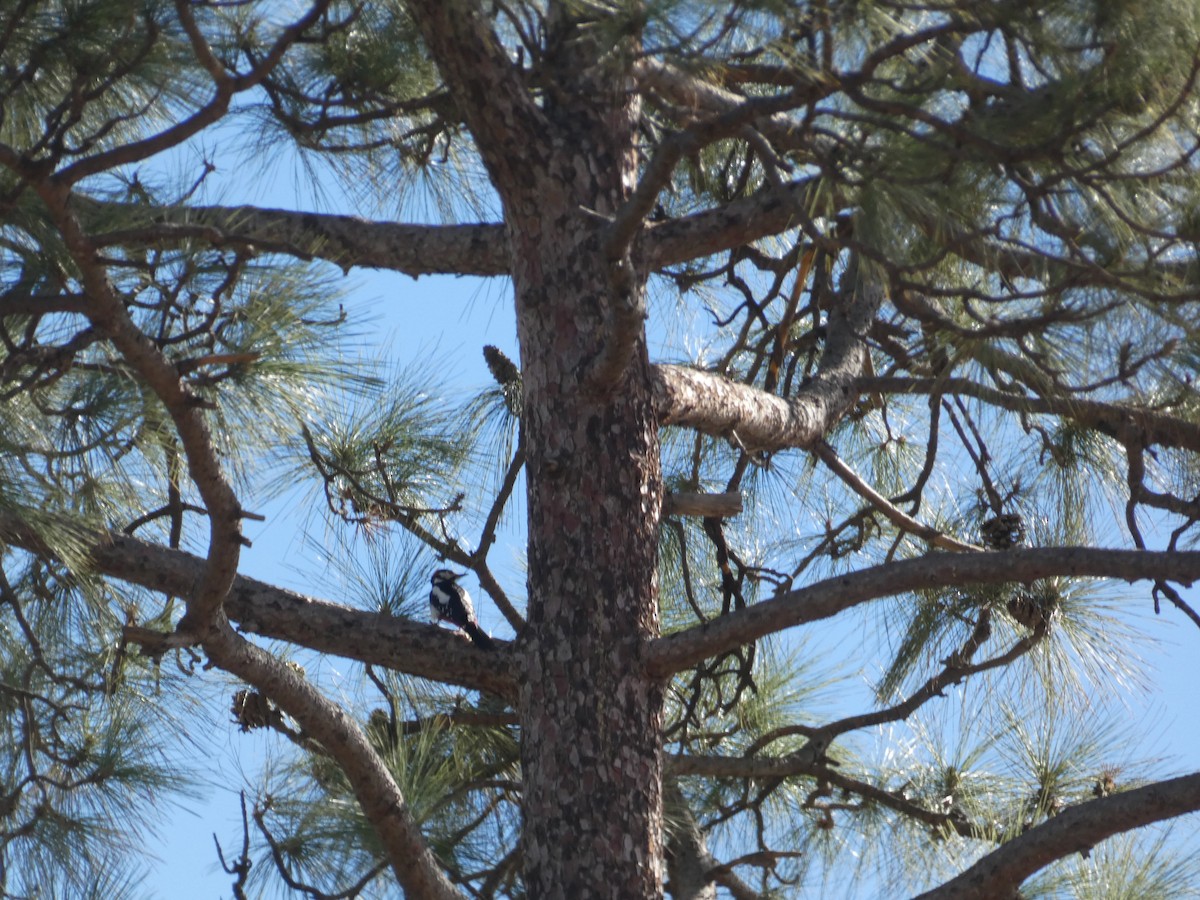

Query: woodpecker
[429,569,494,650]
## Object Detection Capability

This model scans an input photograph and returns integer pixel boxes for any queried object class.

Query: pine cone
[981,513,1026,550]
[483,345,522,415]
[1007,587,1055,631]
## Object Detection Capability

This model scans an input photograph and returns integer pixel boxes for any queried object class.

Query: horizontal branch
[667,750,821,780]
[652,363,851,451]
[915,771,1200,900]
[646,547,1200,677]
[861,376,1200,454]
[663,491,743,518]
[79,177,830,281]
[0,511,516,698]
[642,178,829,271]
[86,201,511,277]
[79,179,1200,296]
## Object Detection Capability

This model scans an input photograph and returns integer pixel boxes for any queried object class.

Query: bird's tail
[462,620,495,650]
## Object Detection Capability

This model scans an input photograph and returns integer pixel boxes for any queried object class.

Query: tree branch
[646,547,1200,677]
[54,1,333,186]
[202,623,464,899]
[613,58,837,265]
[812,440,982,552]
[78,177,835,281]
[652,255,879,451]
[860,376,1200,454]
[83,199,510,277]
[32,181,243,636]
[914,772,1200,900]
[634,58,839,159]
[403,0,547,213]
[664,492,743,518]
[79,176,835,280]
[664,779,722,900]
[652,362,849,451]
[0,511,516,698]
[643,178,829,271]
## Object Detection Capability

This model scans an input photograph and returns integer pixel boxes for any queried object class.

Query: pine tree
[3,0,1200,896]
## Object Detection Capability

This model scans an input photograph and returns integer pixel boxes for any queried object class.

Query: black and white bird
[429,569,494,650]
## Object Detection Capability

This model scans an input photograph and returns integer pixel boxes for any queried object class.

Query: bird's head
[431,568,464,584]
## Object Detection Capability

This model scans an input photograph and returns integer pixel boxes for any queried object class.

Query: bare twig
[813,440,982,552]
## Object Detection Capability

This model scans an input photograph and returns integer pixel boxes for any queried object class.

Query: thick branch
[646,547,1200,677]
[202,624,463,900]
[664,780,721,900]
[0,511,516,698]
[643,178,828,271]
[403,0,547,210]
[81,179,832,280]
[81,177,833,279]
[35,183,243,635]
[664,492,743,518]
[652,256,879,451]
[84,200,510,277]
[653,363,849,451]
[915,772,1200,900]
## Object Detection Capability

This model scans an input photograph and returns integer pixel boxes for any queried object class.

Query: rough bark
[517,265,665,898]
[404,0,667,894]
[509,108,666,900]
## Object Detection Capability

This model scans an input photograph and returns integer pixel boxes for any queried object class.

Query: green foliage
[0,555,200,896]
[0,0,200,157]
[250,673,519,896]
[298,363,474,526]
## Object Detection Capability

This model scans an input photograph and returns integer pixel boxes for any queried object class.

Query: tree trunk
[514,218,665,895]
[510,31,664,884]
